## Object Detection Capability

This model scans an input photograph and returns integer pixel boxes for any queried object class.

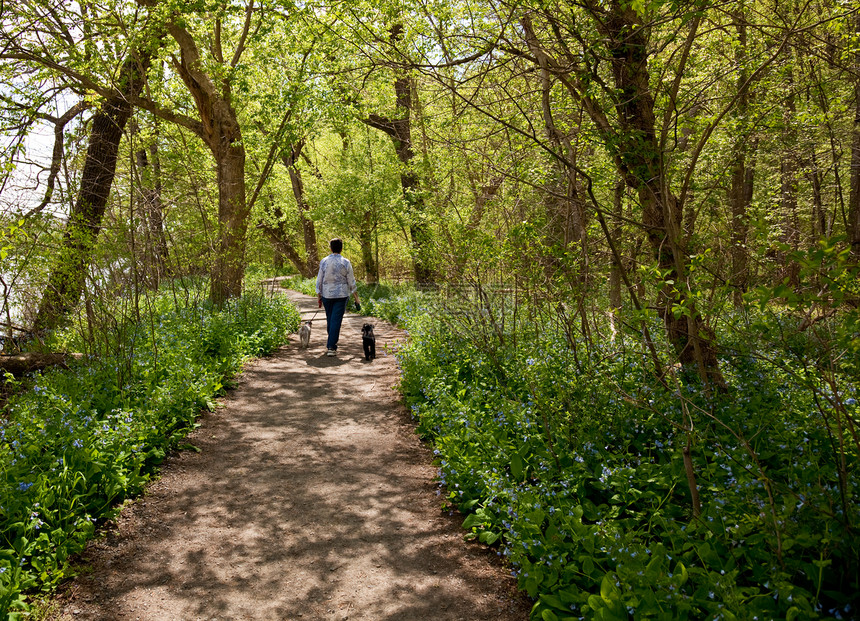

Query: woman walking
[315,238,361,356]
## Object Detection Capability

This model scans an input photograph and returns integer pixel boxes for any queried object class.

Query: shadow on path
[54,288,530,621]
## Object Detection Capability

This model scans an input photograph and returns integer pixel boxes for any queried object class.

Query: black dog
[361,323,376,361]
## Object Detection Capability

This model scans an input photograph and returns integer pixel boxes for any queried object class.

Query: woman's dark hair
[330,238,343,253]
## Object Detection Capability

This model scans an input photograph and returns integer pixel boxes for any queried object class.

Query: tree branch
[231,0,256,68]
[246,107,293,214]
[410,44,495,69]
[658,14,702,157]
[363,113,399,139]
[23,100,90,219]
[213,17,224,63]
[0,51,204,136]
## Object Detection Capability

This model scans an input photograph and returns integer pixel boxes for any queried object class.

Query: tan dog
[299,321,312,348]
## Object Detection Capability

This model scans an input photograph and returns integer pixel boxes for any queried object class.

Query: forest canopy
[0,0,857,348]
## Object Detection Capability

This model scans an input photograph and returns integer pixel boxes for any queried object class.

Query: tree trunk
[135,130,170,288]
[524,22,588,281]
[337,129,377,281]
[848,13,860,260]
[579,3,724,385]
[282,140,320,276]
[850,118,860,258]
[259,140,321,278]
[359,209,378,283]
[149,139,169,279]
[779,65,801,288]
[729,6,753,307]
[32,51,151,333]
[518,11,724,384]
[0,352,85,376]
[730,147,756,306]
[259,193,315,278]
[264,231,312,277]
[365,24,434,284]
[609,180,624,309]
[168,22,248,306]
[449,175,502,281]
[809,151,826,239]
[210,143,248,304]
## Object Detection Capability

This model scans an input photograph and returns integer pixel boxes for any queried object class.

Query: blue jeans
[321,297,348,351]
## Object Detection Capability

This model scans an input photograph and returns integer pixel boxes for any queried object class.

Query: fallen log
[0,353,86,376]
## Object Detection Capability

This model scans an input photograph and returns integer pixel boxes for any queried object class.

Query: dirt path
[53,289,531,621]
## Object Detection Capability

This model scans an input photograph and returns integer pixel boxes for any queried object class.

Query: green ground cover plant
[0,291,300,618]
[394,295,858,620]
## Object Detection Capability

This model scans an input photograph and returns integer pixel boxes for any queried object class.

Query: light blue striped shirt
[315,253,357,299]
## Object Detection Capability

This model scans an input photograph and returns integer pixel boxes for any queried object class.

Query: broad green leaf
[478,530,500,544]
[600,573,620,603]
[511,454,524,480]
[539,594,568,611]
[674,561,688,586]
[696,542,722,570]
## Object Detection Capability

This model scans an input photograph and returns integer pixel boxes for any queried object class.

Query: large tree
[463,0,831,384]
[0,1,161,332]
[364,24,435,284]
[32,49,154,332]
[502,6,728,384]
[847,11,860,260]
[2,0,302,313]
[163,13,251,305]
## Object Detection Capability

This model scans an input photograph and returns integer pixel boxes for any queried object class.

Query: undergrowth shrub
[396,299,858,621]
[0,293,299,617]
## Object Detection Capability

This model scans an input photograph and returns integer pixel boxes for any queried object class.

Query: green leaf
[459,498,480,511]
[600,573,620,603]
[539,594,569,611]
[511,454,524,481]
[673,561,688,586]
[582,537,594,554]
[541,610,560,621]
[645,554,662,578]
[696,542,722,570]
[479,530,500,544]
[587,594,604,611]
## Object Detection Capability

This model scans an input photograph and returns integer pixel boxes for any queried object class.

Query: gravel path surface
[52,289,530,621]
